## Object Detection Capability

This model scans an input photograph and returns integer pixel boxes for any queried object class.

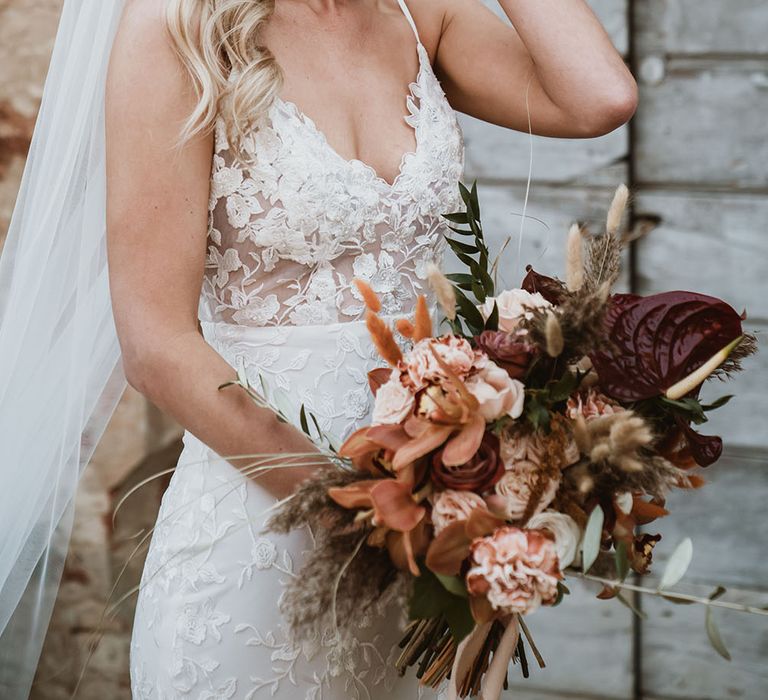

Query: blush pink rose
[430,490,487,535]
[465,361,526,422]
[371,370,415,425]
[466,527,561,614]
[405,336,486,389]
[479,289,552,333]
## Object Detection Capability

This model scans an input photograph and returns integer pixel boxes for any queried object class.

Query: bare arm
[419,0,637,137]
[106,0,319,499]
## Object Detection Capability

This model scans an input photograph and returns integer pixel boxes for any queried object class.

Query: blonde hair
[165,0,283,144]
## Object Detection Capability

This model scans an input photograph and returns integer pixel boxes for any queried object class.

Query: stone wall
[2,0,767,699]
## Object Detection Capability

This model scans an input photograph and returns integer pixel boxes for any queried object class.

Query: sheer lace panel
[201,40,465,328]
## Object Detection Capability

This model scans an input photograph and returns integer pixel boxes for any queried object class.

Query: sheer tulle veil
[0,1,128,696]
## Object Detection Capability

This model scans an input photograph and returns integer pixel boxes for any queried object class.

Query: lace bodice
[201,9,465,328]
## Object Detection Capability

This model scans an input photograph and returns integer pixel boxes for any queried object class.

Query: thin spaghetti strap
[396,0,422,45]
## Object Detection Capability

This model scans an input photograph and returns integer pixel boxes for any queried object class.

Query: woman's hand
[415,0,638,137]
[105,0,325,500]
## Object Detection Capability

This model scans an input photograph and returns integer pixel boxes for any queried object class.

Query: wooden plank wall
[457,2,768,699]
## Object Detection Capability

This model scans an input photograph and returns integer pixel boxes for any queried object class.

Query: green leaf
[454,288,485,334]
[469,180,480,219]
[701,395,734,412]
[582,505,605,574]
[484,300,499,332]
[409,567,475,644]
[299,404,310,436]
[443,211,469,224]
[435,573,469,598]
[705,607,732,661]
[547,371,579,403]
[446,225,474,237]
[446,238,479,255]
[659,538,693,590]
[553,580,570,607]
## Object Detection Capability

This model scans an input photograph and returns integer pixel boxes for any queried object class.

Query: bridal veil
[0,1,127,696]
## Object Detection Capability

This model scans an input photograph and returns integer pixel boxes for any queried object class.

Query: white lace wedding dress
[130,1,464,697]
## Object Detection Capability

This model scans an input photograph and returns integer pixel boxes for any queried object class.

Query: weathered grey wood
[638,450,768,588]
[443,182,633,292]
[506,579,634,699]
[458,114,629,186]
[640,584,768,700]
[633,190,768,448]
[635,0,768,55]
[634,58,768,188]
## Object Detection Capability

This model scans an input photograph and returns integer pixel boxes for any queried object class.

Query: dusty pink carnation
[404,336,485,389]
[465,361,526,421]
[492,461,560,520]
[430,490,486,535]
[371,370,415,425]
[566,388,625,421]
[466,527,561,614]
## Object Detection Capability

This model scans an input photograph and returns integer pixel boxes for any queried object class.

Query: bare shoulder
[107,0,194,126]
[402,0,452,55]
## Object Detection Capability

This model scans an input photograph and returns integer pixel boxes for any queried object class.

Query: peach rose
[479,289,552,333]
[430,490,487,535]
[466,527,561,614]
[371,371,415,425]
[526,511,581,569]
[492,461,560,520]
[465,361,526,421]
[405,336,485,389]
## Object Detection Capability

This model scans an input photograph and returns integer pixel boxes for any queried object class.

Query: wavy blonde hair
[165,0,283,144]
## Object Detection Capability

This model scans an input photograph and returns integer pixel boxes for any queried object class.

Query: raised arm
[106,0,317,498]
[420,0,637,137]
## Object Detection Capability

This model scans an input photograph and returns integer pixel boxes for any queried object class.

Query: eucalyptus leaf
[658,538,693,590]
[581,505,604,574]
[614,541,629,581]
[705,607,732,661]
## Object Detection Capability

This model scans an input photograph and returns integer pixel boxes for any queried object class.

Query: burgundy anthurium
[589,291,743,402]
[520,266,567,305]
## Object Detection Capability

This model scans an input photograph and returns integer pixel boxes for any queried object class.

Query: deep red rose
[590,291,743,402]
[431,432,503,492]
[474,331,535,379]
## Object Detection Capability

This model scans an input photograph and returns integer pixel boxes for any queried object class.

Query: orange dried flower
[396,318,415,339]
[413,295,432,341]
[366,311,403,366]
[353,278,382,313]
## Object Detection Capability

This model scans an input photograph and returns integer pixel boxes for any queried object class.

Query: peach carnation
[466,527,561,614]
[371,370,415,425]
[566,388,625,421]
[404,336,485,389]
[430,490,487,535]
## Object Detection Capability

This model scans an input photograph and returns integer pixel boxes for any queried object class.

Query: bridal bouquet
[256,183,759,698]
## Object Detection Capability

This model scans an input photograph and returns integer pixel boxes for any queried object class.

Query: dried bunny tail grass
[545,311,564,357]
[396,318,416,339]
[265,467,362,534]
[565,223,585,291]
[607,184,630,236]
[279,529,406,645]
[367,311,404,366]
[584,230,622,291]
[413,295,433,341]
[426,263,457,321]
[353,278,382,313]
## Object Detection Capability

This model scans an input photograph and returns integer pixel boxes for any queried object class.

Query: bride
[0,0,635,697]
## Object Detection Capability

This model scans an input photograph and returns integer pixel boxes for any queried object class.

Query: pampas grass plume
[545,311,564,357]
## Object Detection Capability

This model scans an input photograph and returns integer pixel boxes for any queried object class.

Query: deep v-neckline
[273,42,430,191]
